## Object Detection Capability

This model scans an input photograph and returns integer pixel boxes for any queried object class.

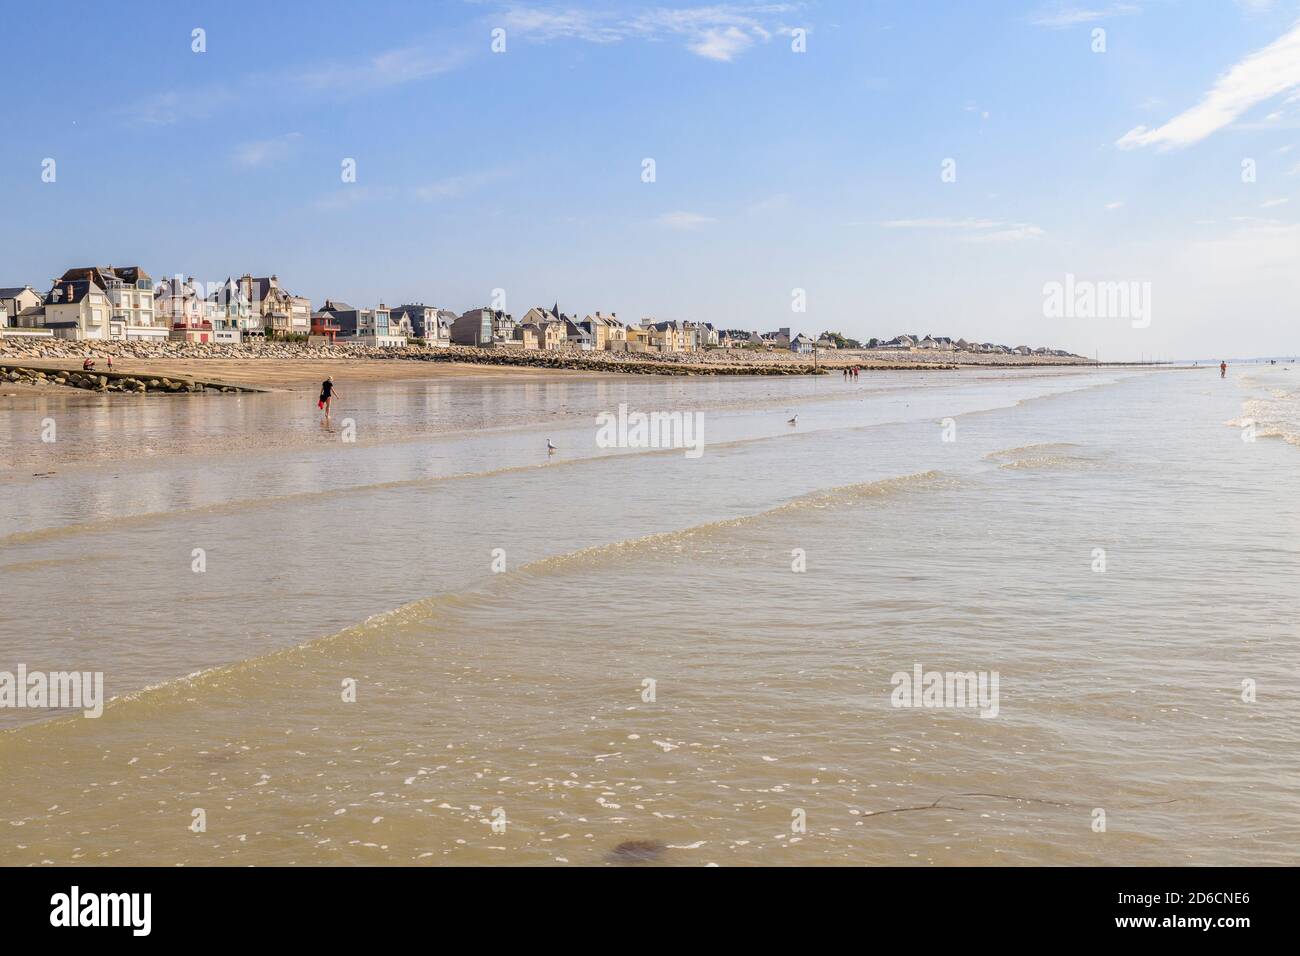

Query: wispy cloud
[690,26,758,61]
[1117,20,1300,149]
[655,210,718,229]
[312,186,397,211]
[128,42,466,126]
[231,132,303,169]
[881,217,1045,241]
[499,3,800,62]
[292,45,466,93]
[1260,197,1290,207]
[1029,3,1139,28]
[415,167,513,201]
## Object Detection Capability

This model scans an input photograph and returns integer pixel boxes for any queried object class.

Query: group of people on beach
[842,366,861,380]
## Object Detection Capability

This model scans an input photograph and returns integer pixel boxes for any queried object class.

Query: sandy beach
[3,365,1299,868]
[1,355,618,393]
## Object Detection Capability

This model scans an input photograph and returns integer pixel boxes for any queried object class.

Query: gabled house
[520,304,580,350]
[0,286,43,327]
[57,266,165,340]
[648,320,694,352]
[624,324,652,353]
[538,320,567,350]
[238,274,311,338]
[41,277,112,339]
[206,278,254,343]
[155,276,215,343]
[757,327,792,349]
[309,310,341,343]
[520,304,564,327]
[387,304,453,345]
[581,311,626,351]
[789,333,816,354]
[688,321,719,348]
[564,318,594,351]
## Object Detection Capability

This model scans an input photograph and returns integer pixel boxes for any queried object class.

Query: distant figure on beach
[106,355,113,370]
[1220,361,1227,378]
[319,376,337,415]
[82,357,95,371]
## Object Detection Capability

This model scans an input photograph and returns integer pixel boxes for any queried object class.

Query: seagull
[546,439,557,453]
[787,414,798,426]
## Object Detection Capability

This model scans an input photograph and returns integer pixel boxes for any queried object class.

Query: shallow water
[1,365,1296,865]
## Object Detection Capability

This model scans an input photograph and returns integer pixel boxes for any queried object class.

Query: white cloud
[1117,20,1300,150]
[291,46,466,93]
[495,8,626,42]
[689,26,756,61]
[231,132,302,168]
[655,210,718,229]
[1105,200,1125,209]
[1029,3,1139,29]
[500,3,798,61]
[1260,197,1290,207]
[312,186,397,211]
[415,168,513,201]
[881,217,1044,241]
[882,217,1005,229]
[970,225,1047,242]
[128,43,465,126]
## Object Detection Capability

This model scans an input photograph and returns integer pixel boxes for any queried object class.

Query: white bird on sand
[546,439,557,452]
[787,414,798,426]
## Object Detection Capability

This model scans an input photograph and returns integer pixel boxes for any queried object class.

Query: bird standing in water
[787,414,798,426]
[547,439,557,453]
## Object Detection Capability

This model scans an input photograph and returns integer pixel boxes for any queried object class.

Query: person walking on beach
[1220,361,1227,379]
[319,376,338,415]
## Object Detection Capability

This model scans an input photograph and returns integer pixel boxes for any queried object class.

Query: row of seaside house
[0,267,831,354]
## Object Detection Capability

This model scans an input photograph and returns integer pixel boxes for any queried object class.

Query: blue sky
[3,0,1299,359]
